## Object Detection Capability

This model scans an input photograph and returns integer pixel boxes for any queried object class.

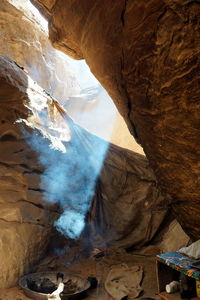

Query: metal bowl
[19,272,91,300]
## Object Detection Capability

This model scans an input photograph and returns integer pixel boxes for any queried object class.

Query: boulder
[87,144,169,249]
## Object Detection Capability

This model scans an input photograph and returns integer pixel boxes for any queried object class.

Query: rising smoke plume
[18,62,116,240]
[24,118,109,239]
[15,0,117,240]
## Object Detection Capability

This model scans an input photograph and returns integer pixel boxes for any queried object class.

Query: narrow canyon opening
[0,0,199,300]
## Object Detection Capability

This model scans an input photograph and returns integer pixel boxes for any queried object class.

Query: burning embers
[27,273,78,295]
[19,272,92,300]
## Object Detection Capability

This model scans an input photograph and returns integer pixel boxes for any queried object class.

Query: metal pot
[19,272,91,300]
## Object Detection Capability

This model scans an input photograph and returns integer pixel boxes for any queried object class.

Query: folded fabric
[179,240,200,259]
[105,263,143,300]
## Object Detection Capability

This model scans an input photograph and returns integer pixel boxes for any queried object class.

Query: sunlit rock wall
[0,0,80,102]
[31,0,200,239]
[0,56,60,288]
[0,0,144,154]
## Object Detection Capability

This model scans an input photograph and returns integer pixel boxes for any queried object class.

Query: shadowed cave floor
[0,247,159,300]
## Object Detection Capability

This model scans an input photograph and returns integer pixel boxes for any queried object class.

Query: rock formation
[31,0,200,239]
[0,54,170,288]
[0,0,197,290]
[0,55,60,288]
[0,0,144,154]
[87,144,169,250]
[0,0,79,102]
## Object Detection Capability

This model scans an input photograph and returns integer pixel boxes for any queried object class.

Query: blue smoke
[55,210,85,239]
[24,124,109,239]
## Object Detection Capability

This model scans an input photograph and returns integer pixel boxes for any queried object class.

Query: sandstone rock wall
[0,0,80,102]
[31,0,200,239]
[0,0,145,154]
[0,56,60,288]
[87,144,169,250]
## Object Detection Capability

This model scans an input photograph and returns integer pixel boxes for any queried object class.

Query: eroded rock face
[31,0,200,239]
[87,144,169,250]
[0,0,79,102]
[0,0,145,154]
[0,56,59,288]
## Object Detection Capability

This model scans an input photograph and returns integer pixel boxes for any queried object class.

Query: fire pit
[19,272,91,300]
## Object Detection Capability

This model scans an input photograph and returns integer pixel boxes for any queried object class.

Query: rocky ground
[0,247,160,300]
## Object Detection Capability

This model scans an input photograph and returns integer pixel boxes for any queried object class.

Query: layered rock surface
[0,0,79,102]
[0,55,60,288]
[87,144,169,250]
[31,0,200,239]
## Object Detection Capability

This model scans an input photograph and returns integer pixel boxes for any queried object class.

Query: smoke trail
[10,0,117,240]
[19,61,115,241]
[24,120,109,239]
